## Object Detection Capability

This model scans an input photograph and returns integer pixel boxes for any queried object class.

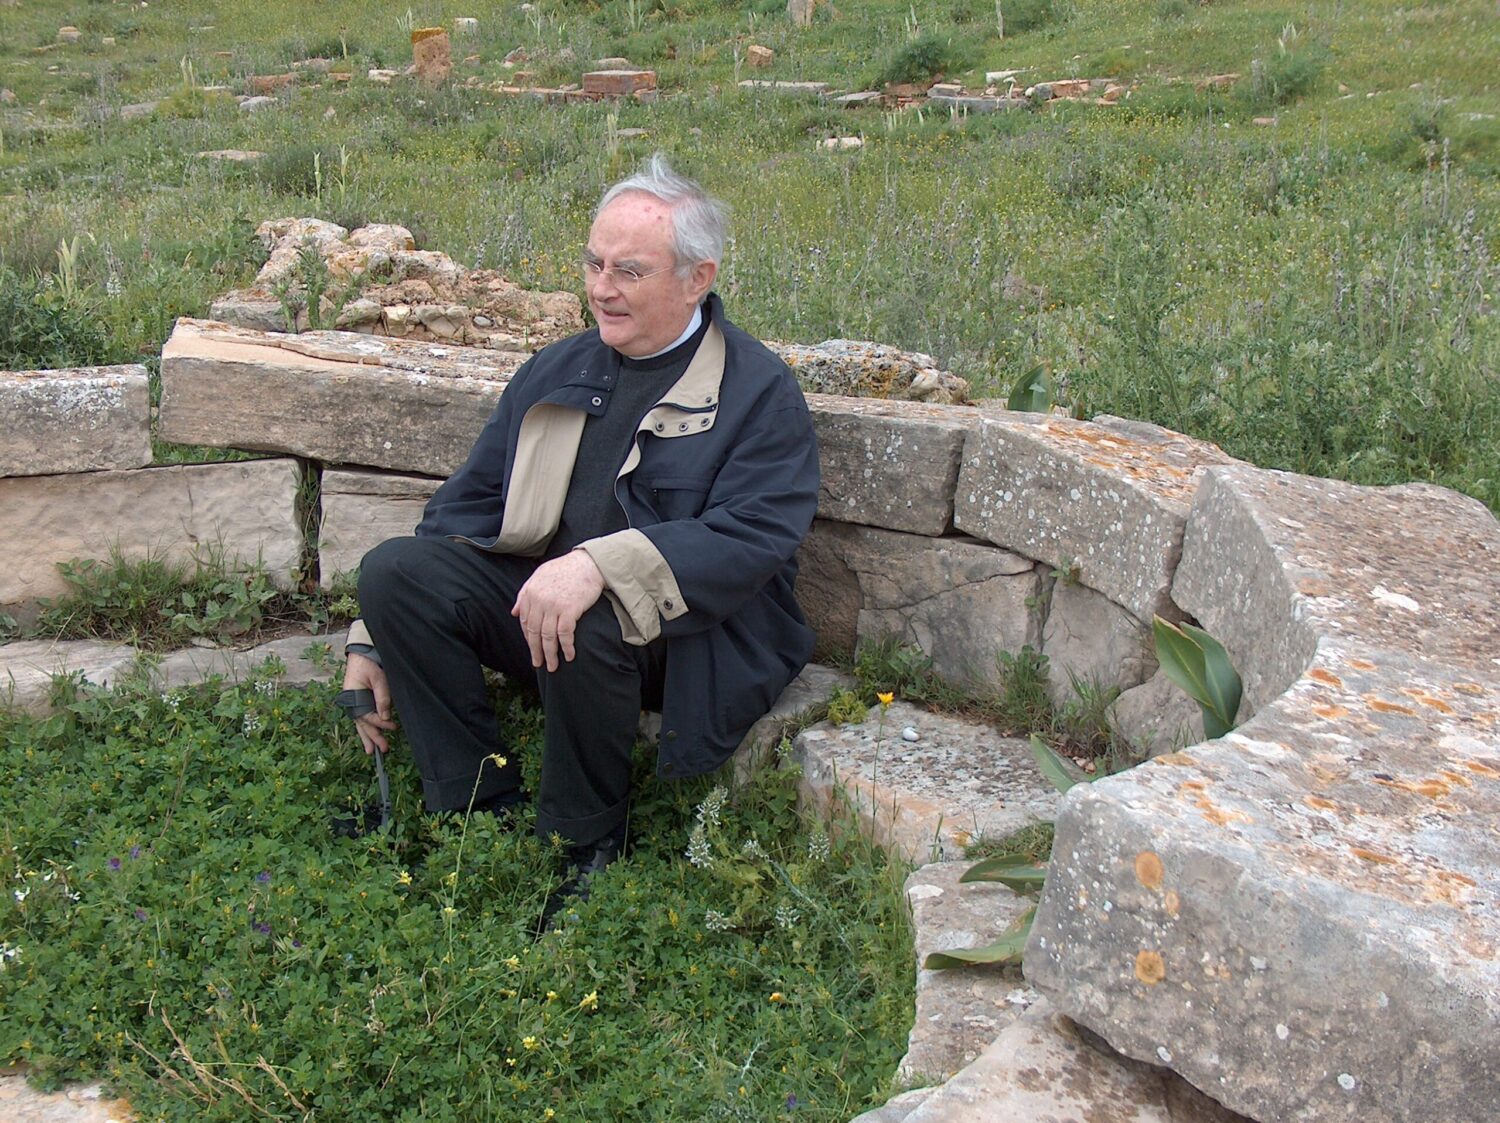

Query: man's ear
[688,259,717,301]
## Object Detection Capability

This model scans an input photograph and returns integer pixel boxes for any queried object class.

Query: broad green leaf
[958,845,1043,876]
[1030,734,1086,793]
[923,907,1037,969]
[959,859,1049,895]
[1153,616,1242,739]
[1006,363,1052,413]
[1180,622,1242,737]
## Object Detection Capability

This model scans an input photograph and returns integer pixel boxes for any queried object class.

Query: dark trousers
[358,536,665,847]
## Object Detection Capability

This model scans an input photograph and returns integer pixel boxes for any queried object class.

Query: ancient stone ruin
[2,267,1497,1122]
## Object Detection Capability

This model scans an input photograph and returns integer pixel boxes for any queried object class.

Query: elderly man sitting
[340,155,819,915]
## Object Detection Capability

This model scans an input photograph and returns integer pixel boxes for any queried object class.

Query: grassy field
[1,0,1497,508]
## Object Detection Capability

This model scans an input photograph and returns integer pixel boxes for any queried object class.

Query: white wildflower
[807,831,831,862]
[242,712,262,734]
[740,838,768,860]
[775,902,801,930]
[0,942,21,968]
[704,909,732,932]
[13,887,28,903]
[695,785,727,829]
[685,824,714,869]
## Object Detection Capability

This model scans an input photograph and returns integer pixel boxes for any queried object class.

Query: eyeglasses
[580,256,673,288]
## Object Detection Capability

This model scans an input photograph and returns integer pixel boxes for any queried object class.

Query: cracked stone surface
[0,1072,132,1123]
[797,520,1042,680]
[317,469,440,585]
[793,702,1060,863]
[1,366,151,477]
[1041,579,1155,707]
[0,460,303,607]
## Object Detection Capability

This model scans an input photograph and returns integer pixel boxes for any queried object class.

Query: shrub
[0,266,112,369]
[876,33,967,87]
[1243,23,1329,108]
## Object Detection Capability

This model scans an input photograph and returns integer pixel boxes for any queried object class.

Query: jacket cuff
[346,618,374,649]
[577,530,686,646]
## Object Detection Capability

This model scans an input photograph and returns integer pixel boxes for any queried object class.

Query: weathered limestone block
[582,69,657,95]
[1040,580,1154,707]
[153,630,348,691]
[955,412,1237,622]
[805,395,976,536]
[796,520,1043,683]
[0,639,139,712]
[1109,666,1204,756]
[411,28,452,85]
[318,469,441,585]
[898,1001,1249,1123]
[846,1089,936,1123]
[900,861,1038,1082]
[770,340,969,403]
[0,460,303,606]
[159,319,525,474]
[1174,464,1500,713]
[1,365,151,477]
[1029,644,1500,1122]
[794,702,1060,863]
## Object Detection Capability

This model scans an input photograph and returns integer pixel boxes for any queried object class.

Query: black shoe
[329,800,386,839]
[539,833,624,931]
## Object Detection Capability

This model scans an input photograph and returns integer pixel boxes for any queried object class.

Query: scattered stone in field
[238,95,276,112]
[986,68,1024,83]
[1253,115,1276,125]
[291,57,332,73]
[412,27,452,85]
[212,51,233,59]
[118,100,158,119]
[819,136,863,150]
[0,89,15,105]
[195,149,267,163]
[56,26,81,43]
[746,44,774,68]
[594,56,631,68]
[453,16,479,34]
[834,90,882,106]
[324,106,336,119]
[583,69,657,95]
[101,36,116,46]
[1197,72,1240,90]
[787,0,816,26]
[615,127,650,139]
[929,82,963,96]
[769,339,969,403]
[929,92,1028,113]
[248,72,296,95]
[739,79,829,97]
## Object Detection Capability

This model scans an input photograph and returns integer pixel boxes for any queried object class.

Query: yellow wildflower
[769,991,785,1003]
[396,870,413,886]
[523,1036,539,1051]
[877,691,894,706]
[578,990,599,1012]
[489,753,509,768]
[505,956,521,969]
[442,906,456,918]
[546,991,559,1003]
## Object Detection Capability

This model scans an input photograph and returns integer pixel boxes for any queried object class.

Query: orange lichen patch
[1196,797,1252,826]
[1424,870,1478,907]
[1365,696,1418,716]
[1154,753,1199,767]
[1436,770,1474,788]
[1312,704,1351,721]
[1308,668,1344,688]
[1350,847,1399,865]
[1163,890,1181,918]
[1296,578,1336,597]
[1135,950,1166,986]
[1305,796,1339,811]
[1453,683,1486,696]
[1178,780,1207,793]
[1374,776,1453,799]
[1462,759,1500,778]
[1135,851,1165,891]
[1305,763,1344,785]
[1345,658,1378,671]
[1399,688,1455,714]
[950,828,973,848]
[411,27,448,43]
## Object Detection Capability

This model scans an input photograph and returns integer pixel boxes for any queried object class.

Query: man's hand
[343,652,397,755]
[512,550,607,672]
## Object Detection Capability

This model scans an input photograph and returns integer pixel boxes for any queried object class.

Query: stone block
[787,0,815,26]
[773,339,968,403]
[955,412,1237,622]
[1040,580,1153,706]
[793,703,1060,863]
[926,94,1028,113]
[582,69,656,96]
[1,365,151,477]
[0,459,304,607]
[0,639,140,713]
[152,630,348,691]
[318,469,440,586]
[159,318,525,475]
[737,80,829,96]
[746,44,773,68]
[900,1001,1248,1123]
[847,1088,937,1123]
[411,28,452,85]
[1108,666,1203,756]
[1028,646,1500,1123]
[900,861,1038,1082]
[1174,464,1500,713]
[796,521,1042,684]
[805,395,976,536]
[248,73,296,95]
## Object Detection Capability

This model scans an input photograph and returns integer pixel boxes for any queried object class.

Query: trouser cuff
[536,797,628,849]
[421,757,521,813]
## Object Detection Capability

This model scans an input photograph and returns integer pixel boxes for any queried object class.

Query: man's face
[584,192,715,358]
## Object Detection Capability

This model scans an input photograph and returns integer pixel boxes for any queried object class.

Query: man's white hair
[597,153,729,273]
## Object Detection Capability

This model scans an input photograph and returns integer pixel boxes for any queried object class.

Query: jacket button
[591,396,603,407]
[663,599,674,610]
[663,761,675,774]
[655,423,665,432]
[699,418,709,426]
[678,422,688,431]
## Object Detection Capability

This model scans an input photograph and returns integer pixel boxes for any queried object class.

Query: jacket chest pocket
[640,472,715,521]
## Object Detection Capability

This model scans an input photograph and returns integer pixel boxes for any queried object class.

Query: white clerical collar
[634,305,703,360]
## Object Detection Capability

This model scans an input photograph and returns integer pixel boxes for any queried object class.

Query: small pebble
[901,727,919,742]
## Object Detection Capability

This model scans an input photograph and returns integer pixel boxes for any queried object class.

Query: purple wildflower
[134,908,148,921]
[108,857,121,871]
[786,1093,799,1110]
[129,845,141,860]
[253,921,272,935]
[256,871,271,884]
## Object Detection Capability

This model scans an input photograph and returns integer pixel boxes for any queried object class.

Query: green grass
[0,673,913,1121]
[2,0,1495,509]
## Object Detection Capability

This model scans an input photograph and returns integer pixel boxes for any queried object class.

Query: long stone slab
[1,365,151,477]
[793,702,1059,863]
[1173,464,1500,712]
[318,469,440,585]
[0,639,140,711]
[805,394,977,536]
[796,520,1042,681]
[158,318,526,475]
[955,412,1237,622]
[0,459,303,606]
